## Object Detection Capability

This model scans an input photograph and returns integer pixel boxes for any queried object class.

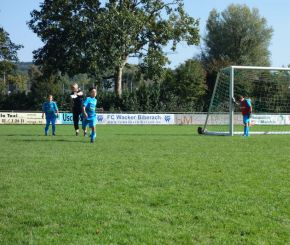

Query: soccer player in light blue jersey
[42,95,59,136]
[82,87,97,143]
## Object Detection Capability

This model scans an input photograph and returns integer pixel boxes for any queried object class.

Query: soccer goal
[200,66,290,136]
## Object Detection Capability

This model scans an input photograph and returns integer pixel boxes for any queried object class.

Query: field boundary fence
[1,111,290,125]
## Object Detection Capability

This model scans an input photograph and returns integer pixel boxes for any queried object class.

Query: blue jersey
[83,97,97,119]
[245,99,252,108]
[42,101,58,118]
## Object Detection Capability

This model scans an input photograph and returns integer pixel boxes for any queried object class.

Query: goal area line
[202,131,290,136]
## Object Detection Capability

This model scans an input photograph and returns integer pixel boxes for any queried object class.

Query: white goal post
[199,66,290,136]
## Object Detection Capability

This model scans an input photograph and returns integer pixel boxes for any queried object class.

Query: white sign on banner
[0,112,46,124]
[97,114,175,125]
[59,113,75,125]
[251,114,290,125]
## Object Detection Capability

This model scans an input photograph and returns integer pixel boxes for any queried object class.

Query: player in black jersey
[70,83,84,136]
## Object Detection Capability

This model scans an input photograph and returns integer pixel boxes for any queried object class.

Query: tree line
[0,2,275,112]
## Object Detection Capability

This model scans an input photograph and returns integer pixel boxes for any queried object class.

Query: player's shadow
[4,134,77,137]
[4,134,44,137]
[7,138,88,143]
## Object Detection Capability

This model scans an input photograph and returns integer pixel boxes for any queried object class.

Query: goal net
[201,66,290,136]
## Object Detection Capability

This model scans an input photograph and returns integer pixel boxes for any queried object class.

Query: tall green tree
[0,27,23,61]
[0,27,23,94]
[202,4,273,70]
[201,4,273,109]
[28,0,200,97]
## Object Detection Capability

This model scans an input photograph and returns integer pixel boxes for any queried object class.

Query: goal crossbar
[222,66,290,71]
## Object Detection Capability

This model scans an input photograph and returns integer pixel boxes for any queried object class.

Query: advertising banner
[0,112,175,125]
[0,112,46,124]
[58,113,175,125]
[176,113,233,125]
[97,113,174,125]
[2,112,290,125]
[58,113,76,125]
[59,113,175,125]
[251,114,290,125]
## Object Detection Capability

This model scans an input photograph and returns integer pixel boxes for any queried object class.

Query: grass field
[1,125,290,244]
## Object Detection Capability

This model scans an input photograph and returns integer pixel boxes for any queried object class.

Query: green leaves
[0,27,23,94]
[0,27,23,62]
[164,59,207,111]
[28,0,200,96]
[203,4,273,68]
[201,4,274,108]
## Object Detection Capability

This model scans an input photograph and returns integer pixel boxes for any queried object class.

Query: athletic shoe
[52,133,56,136]
[84,131,87,137]
[90,138,94,143]
[76,131,79,136]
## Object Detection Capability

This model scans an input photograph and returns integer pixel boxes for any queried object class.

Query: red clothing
[240,99,252,115]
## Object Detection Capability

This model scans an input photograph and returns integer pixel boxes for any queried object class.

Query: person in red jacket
[237,95,252,136]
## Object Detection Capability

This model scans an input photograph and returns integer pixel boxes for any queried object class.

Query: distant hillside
[17,62,33,74]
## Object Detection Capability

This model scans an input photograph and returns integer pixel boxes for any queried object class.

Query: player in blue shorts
[42,95,59,136]
[82,87,97,143]
[238,95,252,136]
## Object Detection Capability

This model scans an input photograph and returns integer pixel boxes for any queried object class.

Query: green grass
[1,125,290,244]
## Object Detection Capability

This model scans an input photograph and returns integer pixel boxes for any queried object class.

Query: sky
[0,0,290,68]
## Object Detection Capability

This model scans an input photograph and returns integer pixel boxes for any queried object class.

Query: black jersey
[70,90,84,112]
